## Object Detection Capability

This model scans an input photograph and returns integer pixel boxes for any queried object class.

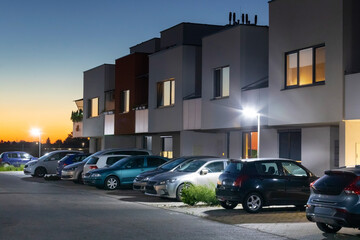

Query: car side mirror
[200,169,208,175]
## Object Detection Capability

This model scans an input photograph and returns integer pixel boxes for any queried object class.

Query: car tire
[34,167,47,178]
[105,176,119,190]
[316,222,342,233]
[220,200,238,209]
[242,192,263,213]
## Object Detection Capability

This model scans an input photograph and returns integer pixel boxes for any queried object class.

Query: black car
[306,166,360,233]
[216,158,317,213]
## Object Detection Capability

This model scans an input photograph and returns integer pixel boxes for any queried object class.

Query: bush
[181,183,219,206]
[0,164,25,171]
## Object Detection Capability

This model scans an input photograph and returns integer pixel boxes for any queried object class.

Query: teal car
[83,155,169,190]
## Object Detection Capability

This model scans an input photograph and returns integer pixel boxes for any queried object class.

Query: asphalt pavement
[0,172,286,240]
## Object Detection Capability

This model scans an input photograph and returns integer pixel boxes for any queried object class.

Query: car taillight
[0,158,2,163]
[310,180,317,189]
[344,176,360,195]
[90,166,98,170]
[233,175,248,187]
[63,163,67,166]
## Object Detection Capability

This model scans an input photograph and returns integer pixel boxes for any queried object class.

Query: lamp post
[242,108,260,158]
[31,128,41,157]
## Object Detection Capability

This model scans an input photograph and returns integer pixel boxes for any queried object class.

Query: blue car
[0,151,37,167]
[56,153,91,176]
[83,155,169,190]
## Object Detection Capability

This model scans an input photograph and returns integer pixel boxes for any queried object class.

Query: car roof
[326,166,360,176]
[230,158,298,163]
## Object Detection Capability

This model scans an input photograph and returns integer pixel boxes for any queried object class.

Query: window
[123,157,145,169]
[214,66,230,98]
[120,90,130,113]
[157,79,175,107]
[105,90,115,112]
[281,162,307,177]
[88,97,99,118]
[279,130,301,161]
[160,136,173,159]
[285,45,325,88]
[147,157,167,167]
[106,156,126,166]
[205,162,225,173]
[255,162,280,176]
[242,132,258,159]
[143,136,152,151]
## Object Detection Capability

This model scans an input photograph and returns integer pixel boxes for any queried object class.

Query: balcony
[135,109,148,133]
[104,113,114,135]
[73,122,83,138]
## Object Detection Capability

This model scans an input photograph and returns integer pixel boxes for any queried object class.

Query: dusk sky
[0,0,269,143]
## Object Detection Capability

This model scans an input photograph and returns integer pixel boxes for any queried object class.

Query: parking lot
[3,171,360,240]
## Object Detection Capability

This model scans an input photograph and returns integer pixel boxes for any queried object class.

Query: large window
[88,97,99,118]
[105,90,115,112]
[242,131,258,159]
[157,79,175,107]
[120,90,130,113]
[160,136,173,159]
[214,66,230,98]
[285,45,325,88]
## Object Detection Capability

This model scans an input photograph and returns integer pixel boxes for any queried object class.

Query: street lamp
[31,128,41,157]
[242,108,260,158]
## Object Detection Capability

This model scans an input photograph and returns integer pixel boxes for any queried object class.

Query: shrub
[0,164,25,171]
[181,183,219,206]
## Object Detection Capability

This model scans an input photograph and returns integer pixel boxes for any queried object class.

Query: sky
[0,0,269,143]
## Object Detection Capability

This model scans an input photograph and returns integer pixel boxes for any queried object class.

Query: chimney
[255,15,258,25]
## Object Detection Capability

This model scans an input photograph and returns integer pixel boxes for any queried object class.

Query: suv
[83,154,129,176]
[0,151,36,166]
[24,150,82,177]
[216,158,317,213]
[306,166,360,233]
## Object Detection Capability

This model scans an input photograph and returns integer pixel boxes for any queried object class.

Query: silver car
[145,157,228,200]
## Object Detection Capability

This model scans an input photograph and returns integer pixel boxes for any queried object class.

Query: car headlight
[159,179,176,185]
[91,173,101,178]
[143,177,149,181]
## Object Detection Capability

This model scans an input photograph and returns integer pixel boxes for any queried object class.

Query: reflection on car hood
[27,159,38,165]
[136,168,166,179]
[63,161,84,170]
[149,171,190,181]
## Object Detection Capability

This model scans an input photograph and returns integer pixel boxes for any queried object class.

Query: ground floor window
[160,136,173,159]
[242,132,258,159]
[279,130,301,161]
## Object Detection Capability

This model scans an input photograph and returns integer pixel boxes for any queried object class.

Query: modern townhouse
[266,0,360,175]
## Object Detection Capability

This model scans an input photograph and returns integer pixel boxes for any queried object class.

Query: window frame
[213,66,230,99]
[242,131,258,159]
[157,78,175,108]
[88,97,99,118]
[104,90,115,112]
[284,44,325,89]
[119,90,130,113]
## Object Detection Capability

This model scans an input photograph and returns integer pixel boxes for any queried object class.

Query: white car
[24,150,82,177]
[82,154,129,176]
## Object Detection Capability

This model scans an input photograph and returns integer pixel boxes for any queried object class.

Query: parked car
[24,150,82,177]
[145,157,228,201]
[133,156,215,192]
[0,151,36,167]
[83,155,169,190]
[61,148,152,183]
[306,166,360,233]
[56,153,91,176]
[215,158,317,213]
[83,154,129,176]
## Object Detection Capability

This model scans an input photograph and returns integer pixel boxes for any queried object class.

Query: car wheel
[34,167,47,178]
[242,192,263,213]
[105,176,119,190]
[316,222,342,233]
[220,200,238,209]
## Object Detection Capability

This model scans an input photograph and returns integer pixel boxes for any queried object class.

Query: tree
[46,138,51,145]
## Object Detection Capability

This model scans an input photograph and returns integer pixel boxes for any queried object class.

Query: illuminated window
[285,45,325,88]
[105,90,115,112]
[242,132,258,159]
[120,90,130,113]
[157,79,175,107]
[214,66,230,98]
[88,97,99,118]
[160,136,173,159]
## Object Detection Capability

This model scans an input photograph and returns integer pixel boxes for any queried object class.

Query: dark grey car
[306,166,360,233]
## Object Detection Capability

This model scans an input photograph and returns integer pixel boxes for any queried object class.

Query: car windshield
[176,160,206,172]
[160,157,186,171]
[36,153,50,161]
